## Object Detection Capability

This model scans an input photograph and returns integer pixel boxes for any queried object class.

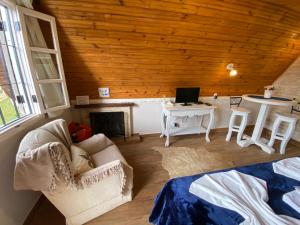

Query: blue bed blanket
[149,159,300,225]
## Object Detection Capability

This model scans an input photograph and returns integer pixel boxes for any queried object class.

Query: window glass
[24,15,54,49]
[39,83,65,109]
[31,52,59,79]
[0,4,33,129]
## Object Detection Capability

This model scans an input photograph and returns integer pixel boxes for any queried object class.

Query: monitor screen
[175,87,200,104]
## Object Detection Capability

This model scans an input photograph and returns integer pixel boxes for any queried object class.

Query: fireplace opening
[89,112,125,139]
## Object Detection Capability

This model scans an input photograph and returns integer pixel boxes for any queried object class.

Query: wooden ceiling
[34,0,300,99]
[264,0,300,12]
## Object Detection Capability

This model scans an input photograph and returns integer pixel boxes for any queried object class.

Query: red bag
[68,122,92,143]
[76,124,92,142]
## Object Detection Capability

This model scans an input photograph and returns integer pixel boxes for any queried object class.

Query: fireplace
[73,102,134,138]
[90,112,125,138]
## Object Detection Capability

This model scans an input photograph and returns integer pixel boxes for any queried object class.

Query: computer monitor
[175,87,200,106]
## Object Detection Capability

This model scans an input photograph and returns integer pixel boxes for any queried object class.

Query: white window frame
[16,6,70,113]
[0,0,40,133]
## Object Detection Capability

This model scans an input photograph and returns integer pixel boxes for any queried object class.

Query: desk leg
[165,115,171,147]
[205,110,214,142]
[199,115,203,127]
[160,112,166,138]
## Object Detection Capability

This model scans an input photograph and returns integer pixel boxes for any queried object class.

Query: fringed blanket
[14,142,75,191]
[77,160,127,192]
[149,157,300,225]
[14,119,74,192]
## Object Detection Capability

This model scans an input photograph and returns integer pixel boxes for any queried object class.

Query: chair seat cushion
[92,145,127,167]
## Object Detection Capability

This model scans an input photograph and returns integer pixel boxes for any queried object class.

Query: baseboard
[140,132,160,138]
[111,133,142,144]
[140,125,255,138]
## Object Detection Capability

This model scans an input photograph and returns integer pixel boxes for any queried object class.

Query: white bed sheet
[189,170,300,225]
[273,157,300,182]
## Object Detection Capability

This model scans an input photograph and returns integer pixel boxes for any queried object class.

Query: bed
[149,157,300,225]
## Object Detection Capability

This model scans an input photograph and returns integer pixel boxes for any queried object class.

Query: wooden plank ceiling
[34,0,300,99]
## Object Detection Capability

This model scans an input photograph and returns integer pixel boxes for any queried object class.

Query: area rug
[153,146,235,178]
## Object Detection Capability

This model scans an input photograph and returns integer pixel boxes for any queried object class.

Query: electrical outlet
[98,87,110,97]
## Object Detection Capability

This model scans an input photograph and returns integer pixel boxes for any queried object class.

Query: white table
[161,103,216,147]
[239,94,293,154]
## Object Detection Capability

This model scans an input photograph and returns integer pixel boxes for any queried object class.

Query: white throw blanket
[273,157,300,181]
[14,119,75,191]
[14,142,75,191]
[189,170,300,225]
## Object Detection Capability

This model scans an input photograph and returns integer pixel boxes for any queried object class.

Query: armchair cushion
[91,145,127,167]
[76,134,113,155]
[91,145,133,192]
[71,145,95,175]
[75,143,131,192]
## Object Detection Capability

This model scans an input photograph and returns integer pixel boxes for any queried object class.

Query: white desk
[239,94,293,154]
[161,103,216,147]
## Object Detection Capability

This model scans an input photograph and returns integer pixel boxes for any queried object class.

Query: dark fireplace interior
[89,112,125,138]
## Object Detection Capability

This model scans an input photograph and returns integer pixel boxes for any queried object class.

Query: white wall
[71,96,260,135]
[0,109,72,225]
[266,56,300,141]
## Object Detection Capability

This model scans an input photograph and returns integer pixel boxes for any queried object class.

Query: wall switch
[98,87,110,97]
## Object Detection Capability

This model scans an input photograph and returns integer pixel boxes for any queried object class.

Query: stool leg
[280,122,296,154]
[226,113,236,142]
[268,118,281,148]
[237,114,248,144]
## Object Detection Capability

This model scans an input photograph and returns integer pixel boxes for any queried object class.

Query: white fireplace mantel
[72,103,134,137]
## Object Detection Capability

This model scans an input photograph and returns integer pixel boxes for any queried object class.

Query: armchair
[14,119,133,225]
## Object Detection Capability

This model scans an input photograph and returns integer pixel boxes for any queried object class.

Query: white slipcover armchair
[14,119,133,225]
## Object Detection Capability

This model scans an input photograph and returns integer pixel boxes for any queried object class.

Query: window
[0,2,69,132]
[17,6,70,113]
[0,3,34,129]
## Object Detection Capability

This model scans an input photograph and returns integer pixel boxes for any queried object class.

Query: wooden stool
[268,113,298,154]
[226,107,251,145]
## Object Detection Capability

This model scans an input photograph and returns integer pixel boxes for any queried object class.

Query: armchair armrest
[76,160,126,192]
[76,134,113,154]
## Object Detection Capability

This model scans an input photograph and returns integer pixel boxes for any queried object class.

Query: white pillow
[71,145,95,175]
